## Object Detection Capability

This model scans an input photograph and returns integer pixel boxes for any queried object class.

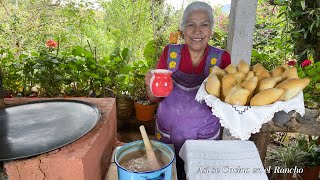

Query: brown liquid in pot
[119,149,171,172]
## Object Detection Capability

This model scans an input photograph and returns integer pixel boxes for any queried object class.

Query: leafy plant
[267,141,306,169]
[275,0,320,63]
[102,47,131,97]
[128,59,151,105]
[33,41,65,97]
[0,48,23,94]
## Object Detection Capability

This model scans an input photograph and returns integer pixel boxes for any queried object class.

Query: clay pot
[134,102,157,121]
[116,96,134,120]
[298,166,320,180]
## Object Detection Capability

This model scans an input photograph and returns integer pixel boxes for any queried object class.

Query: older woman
[146,1,231,149]
[145,2,231,177]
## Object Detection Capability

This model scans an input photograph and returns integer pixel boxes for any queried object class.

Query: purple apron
[155,44,224,152]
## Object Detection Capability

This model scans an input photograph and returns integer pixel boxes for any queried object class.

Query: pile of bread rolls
[205,60,310,106]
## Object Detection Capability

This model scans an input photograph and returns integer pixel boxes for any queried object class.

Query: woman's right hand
[145,69,153,86]
[145,69,161,102]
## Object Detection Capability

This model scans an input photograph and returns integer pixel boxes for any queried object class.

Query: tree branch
[0,0,11,17]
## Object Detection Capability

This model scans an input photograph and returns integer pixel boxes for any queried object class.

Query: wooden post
[250,132,270,166]
[226,0,258,65]
[0,68,5,108]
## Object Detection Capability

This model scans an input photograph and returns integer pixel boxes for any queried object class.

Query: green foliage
[0,0,181,98]
[210,5,229,49]
[0,48,23,93]
[252,1,292,70]
[127,60,150,102]
[296,136,320,168]
[103,47,131,97]
[297,61,320,108]
[33,48,65,97]
[101,0,153,59]
[276,0,320,63]
[143,40,158,67]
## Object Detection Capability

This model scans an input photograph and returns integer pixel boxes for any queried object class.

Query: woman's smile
[191,38,204,41]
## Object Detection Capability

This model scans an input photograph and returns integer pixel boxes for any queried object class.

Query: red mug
[150,69,173,97]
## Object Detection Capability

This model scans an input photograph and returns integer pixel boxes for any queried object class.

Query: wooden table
[251,109,320,164]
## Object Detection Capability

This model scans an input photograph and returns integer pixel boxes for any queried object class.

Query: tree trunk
[314,41,320,63]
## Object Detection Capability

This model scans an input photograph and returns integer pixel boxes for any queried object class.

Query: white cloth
[179,140,269,180]
[196,77,305,140]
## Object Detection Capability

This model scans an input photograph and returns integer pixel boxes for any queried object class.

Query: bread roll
[245,71,255,81]
[240,76,258,105]
[270,66,286,77]
[259,70,271,80]
[241,76,258,93]
[250,88,284,106]
[256,77,282,93]
[252,63,264,73]
[225,86,250,106]
[281,67,298,81]
[233,72,245,84]
[225,64,237,74]
[253,64,270,81]
[255,68,270,81]
[282,64,290,69]
[221,73,237,100]
[206,74,221,98]
[210,66,227,80]
[276,78,311,101]
[237,60,250,74]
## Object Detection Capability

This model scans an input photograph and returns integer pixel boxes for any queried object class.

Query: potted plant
[296,135,320,180]
[267,141,306,180]
[129,59,157,121]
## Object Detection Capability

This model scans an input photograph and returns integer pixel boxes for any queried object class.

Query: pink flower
[287,60,296,66]
[46,39,58,48]
[301,60,312,68]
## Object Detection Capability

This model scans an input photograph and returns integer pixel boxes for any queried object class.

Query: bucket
[115,140,175,180]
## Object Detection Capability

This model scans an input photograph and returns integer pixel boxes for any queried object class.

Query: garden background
[0,0,319,106]
[0,0,320,179]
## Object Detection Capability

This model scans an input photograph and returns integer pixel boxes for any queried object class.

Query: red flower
[46,39,58,48]
[301,60,312,68]
[287,60,296,66]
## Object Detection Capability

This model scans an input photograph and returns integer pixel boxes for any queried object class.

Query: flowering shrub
[297,61,320,108]
[33,40,64,97]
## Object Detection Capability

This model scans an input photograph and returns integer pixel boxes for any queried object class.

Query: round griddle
[0,99,101,161]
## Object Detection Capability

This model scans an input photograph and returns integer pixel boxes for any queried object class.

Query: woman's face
[183,10,212,53]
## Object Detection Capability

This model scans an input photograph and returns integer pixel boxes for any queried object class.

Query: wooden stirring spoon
[139,125,162,171]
